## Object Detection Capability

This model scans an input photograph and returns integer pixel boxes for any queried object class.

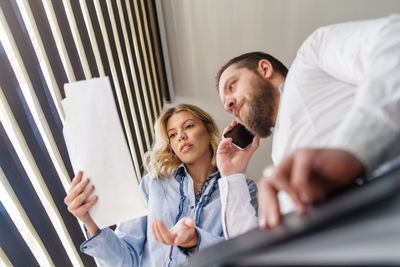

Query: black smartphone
[223,123,255,150]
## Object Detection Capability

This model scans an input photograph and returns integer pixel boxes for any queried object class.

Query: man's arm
[219,174,258,238]
[217,121,259,237]
[300,15,400,172]
[260,15,400,228]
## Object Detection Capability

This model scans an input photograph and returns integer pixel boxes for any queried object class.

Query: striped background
[0,0,168,266]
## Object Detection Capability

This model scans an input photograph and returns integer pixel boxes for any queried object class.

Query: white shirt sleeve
[297,14,400,172]
[219,174,258,239]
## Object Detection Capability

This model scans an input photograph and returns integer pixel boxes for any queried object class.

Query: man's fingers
[258,154,307,229]
[219,137,233,147]
[272,155,306,215]
[291,150,333,203]
[222,121,238,136]
[217,137,236,154]
[247,136,260,153]
[258,178,280,229]
[291,150,323,203]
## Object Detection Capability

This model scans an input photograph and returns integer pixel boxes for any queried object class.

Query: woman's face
[166,111,211,165]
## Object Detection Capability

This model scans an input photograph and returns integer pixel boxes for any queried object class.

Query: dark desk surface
[185,165,400,267]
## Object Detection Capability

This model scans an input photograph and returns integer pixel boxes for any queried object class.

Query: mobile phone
[223,123,255,150]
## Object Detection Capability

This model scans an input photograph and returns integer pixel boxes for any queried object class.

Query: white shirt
[219,174,258,238]
[221,14,400,237]
[272,14,400,172]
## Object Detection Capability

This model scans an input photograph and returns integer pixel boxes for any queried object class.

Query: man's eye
[229,82,235,90]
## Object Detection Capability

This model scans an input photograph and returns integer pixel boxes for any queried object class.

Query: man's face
[218,64,276,137]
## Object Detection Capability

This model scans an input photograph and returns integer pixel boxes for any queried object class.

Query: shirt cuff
[195,227,225,252]
[218,173,248,199]
[80,228,112,256]
[219,173,247,238]
[219,173,258,239]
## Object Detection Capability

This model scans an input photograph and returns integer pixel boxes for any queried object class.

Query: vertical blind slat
[123,0,153,145]
[117,0,151,152]
[109,0,145,169]
[0,201,40,267]
[0,0,168,263]
[139,0,162,116]
[1,0,74,180]
[69,1,99,78]
[147,0,169,103]
[0,124,63,265]
[49,0,85,81]
[25,0,68,100]
[94,0,141,178]
[0,40,94,266]
[86,0,111,79]
[85,0,125,143]
[131,0,157,124]
[17,0,66,130]
[0,246,14,267]
[127,0,155,139]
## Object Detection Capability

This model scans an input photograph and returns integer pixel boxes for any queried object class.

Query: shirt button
[190,206,194,209]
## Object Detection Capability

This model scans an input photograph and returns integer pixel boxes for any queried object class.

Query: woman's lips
[180,144,193,152]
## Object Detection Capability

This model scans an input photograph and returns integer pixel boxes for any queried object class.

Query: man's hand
[217,121,260,177]
[258,148,365,229]
[151,217,198,249]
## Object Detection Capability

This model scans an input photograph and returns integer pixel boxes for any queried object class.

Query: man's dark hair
[216,52,288,88]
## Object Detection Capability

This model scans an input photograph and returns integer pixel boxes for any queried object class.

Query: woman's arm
[81,216,147,266]
[64,171,147,266]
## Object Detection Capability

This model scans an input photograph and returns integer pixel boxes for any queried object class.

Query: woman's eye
[169,133,176,139]
[229,82,235,90]
[185,124,194,129]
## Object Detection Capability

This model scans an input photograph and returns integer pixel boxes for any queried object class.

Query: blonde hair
[144,104,220,178]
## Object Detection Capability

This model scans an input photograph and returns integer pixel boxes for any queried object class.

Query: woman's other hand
[151,217,198,250]
[64,171,99,236]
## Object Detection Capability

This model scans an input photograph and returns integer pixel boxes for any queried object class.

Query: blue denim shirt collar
[174,163,220,181]
[173,163,220,225]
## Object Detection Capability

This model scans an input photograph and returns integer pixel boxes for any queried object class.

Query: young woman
[64,104,257,266]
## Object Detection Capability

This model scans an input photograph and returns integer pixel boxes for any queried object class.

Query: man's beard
[243,76,276,138]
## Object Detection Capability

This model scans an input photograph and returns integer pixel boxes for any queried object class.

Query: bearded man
[215,14,400,235]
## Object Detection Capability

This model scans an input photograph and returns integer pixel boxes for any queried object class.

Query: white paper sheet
[62,77,148,229]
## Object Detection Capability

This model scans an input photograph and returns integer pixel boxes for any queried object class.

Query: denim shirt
[80,165,228,267]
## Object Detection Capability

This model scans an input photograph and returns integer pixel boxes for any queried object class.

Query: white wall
[158,0,400,181]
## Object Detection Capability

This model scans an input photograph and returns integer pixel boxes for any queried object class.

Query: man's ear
[257,59,273,79]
